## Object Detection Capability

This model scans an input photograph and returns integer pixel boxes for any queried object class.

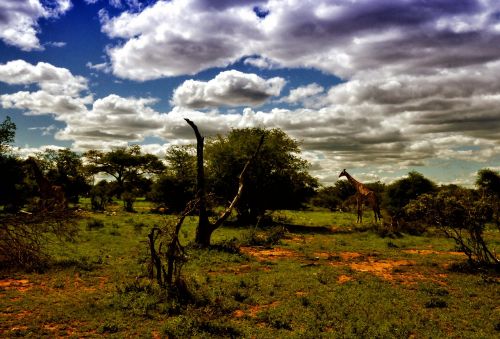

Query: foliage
[0,155,30,211]
[0,116,16,154]
[384,171,436,226]
[206,128,318,223]
[240,226,287,247]
[476,168,500,227]
[84,145,164,199]
[0,210,78,270]
[149,145,196,212]
[1,205,499,337]
[405,187,499,265]
[34,148,91,203]
[0,117,28,212]
[89,180,114,211]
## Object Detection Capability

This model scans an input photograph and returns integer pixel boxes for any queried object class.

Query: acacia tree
[84,145,164,210]
[205,127,318,224]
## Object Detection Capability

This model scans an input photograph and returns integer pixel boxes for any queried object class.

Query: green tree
[0,116,16,154]
[476,168,500,227]
[34,148,90,203]
[384,171,436,221]
[0,117,28,211]
[205,128,318,223]
[150,145,196,212]
[405,188,498,265]
[84,145,165,202]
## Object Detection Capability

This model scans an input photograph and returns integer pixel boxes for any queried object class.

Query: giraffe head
[339,169,348,178]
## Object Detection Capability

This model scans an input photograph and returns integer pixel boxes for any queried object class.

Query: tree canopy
[384,171,437,219]
[205,127,318,223]
[0,116,16,154]
[84,145,165,198]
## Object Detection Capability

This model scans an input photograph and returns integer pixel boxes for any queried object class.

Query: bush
[0,211,78,271]
[241,226,286,247]
[405,188,499,266]
[86,219,105,230]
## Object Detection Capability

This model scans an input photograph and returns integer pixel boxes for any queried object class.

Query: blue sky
[1,0,499,186]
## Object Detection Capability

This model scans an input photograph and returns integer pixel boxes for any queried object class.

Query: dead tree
[147,200,196,291]
[185,118,264,247]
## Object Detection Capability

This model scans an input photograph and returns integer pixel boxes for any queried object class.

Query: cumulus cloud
[0,60,88,97]
[0,0,71,51]
[100,0,500,81]
[172,70,286,109]
[243,56,278,69]
[279,83,325,108]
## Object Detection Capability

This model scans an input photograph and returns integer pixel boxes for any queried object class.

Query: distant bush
[86,219,105,230]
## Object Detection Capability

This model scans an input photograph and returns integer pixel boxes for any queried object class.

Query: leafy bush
[241,226,286,246]
[405,188,499,266]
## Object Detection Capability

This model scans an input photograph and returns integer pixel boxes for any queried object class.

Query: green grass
[1,204,499,337]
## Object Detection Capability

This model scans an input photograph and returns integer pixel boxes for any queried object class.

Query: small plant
[241,226,286,247]
[424,298,448,308]
[134,221,146,233]
[86,219,105,230]
[99,322,119,334]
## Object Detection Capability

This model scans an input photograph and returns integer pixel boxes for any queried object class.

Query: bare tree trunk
[185,118,264,247]
[185,119,212,246]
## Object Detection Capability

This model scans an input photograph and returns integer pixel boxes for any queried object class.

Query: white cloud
[172,70,286,109]
[0,0,71,51]
[244,56,278,69]
[0,60,88,97]
[279,83,325,107]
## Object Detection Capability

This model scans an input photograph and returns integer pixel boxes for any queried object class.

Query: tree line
[1,115,499,265]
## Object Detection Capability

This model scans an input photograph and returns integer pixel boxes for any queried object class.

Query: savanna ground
[1,200,499,338]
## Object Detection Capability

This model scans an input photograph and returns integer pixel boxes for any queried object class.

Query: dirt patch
[232,301,280,318]
[403,249,464,256]
[315,251,363,261]
[0,310,33,319]
[240,247,300,261]
[338,275,353,284]
[0,278,33,292]
[348,259,415,281]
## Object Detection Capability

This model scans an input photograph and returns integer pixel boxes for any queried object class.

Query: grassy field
[1,201,499,338]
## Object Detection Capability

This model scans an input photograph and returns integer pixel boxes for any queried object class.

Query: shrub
[405,188,499,266]
[86,219,104,230]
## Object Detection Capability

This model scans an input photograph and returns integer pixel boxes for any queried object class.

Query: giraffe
[339,169,382,223]
[25,157,67,211]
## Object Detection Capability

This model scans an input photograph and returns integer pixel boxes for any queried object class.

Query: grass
[1,203,499,337]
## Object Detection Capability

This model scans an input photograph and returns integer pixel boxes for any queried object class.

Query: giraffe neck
[344,172,362,191]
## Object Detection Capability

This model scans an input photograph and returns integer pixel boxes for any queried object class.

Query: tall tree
[186,119,264,247]
[384,171,437,220]
[476,168,500,227]
[150,145,197,212]
[35,148,90,203]
[84,145,165,198]
[0,116,16,154]
[205,128,318,223]
[0,117,27,211]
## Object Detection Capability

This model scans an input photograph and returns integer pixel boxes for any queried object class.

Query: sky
[1,0,499,187]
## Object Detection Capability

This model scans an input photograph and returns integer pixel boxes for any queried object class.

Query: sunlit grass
[1,201,499,337]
